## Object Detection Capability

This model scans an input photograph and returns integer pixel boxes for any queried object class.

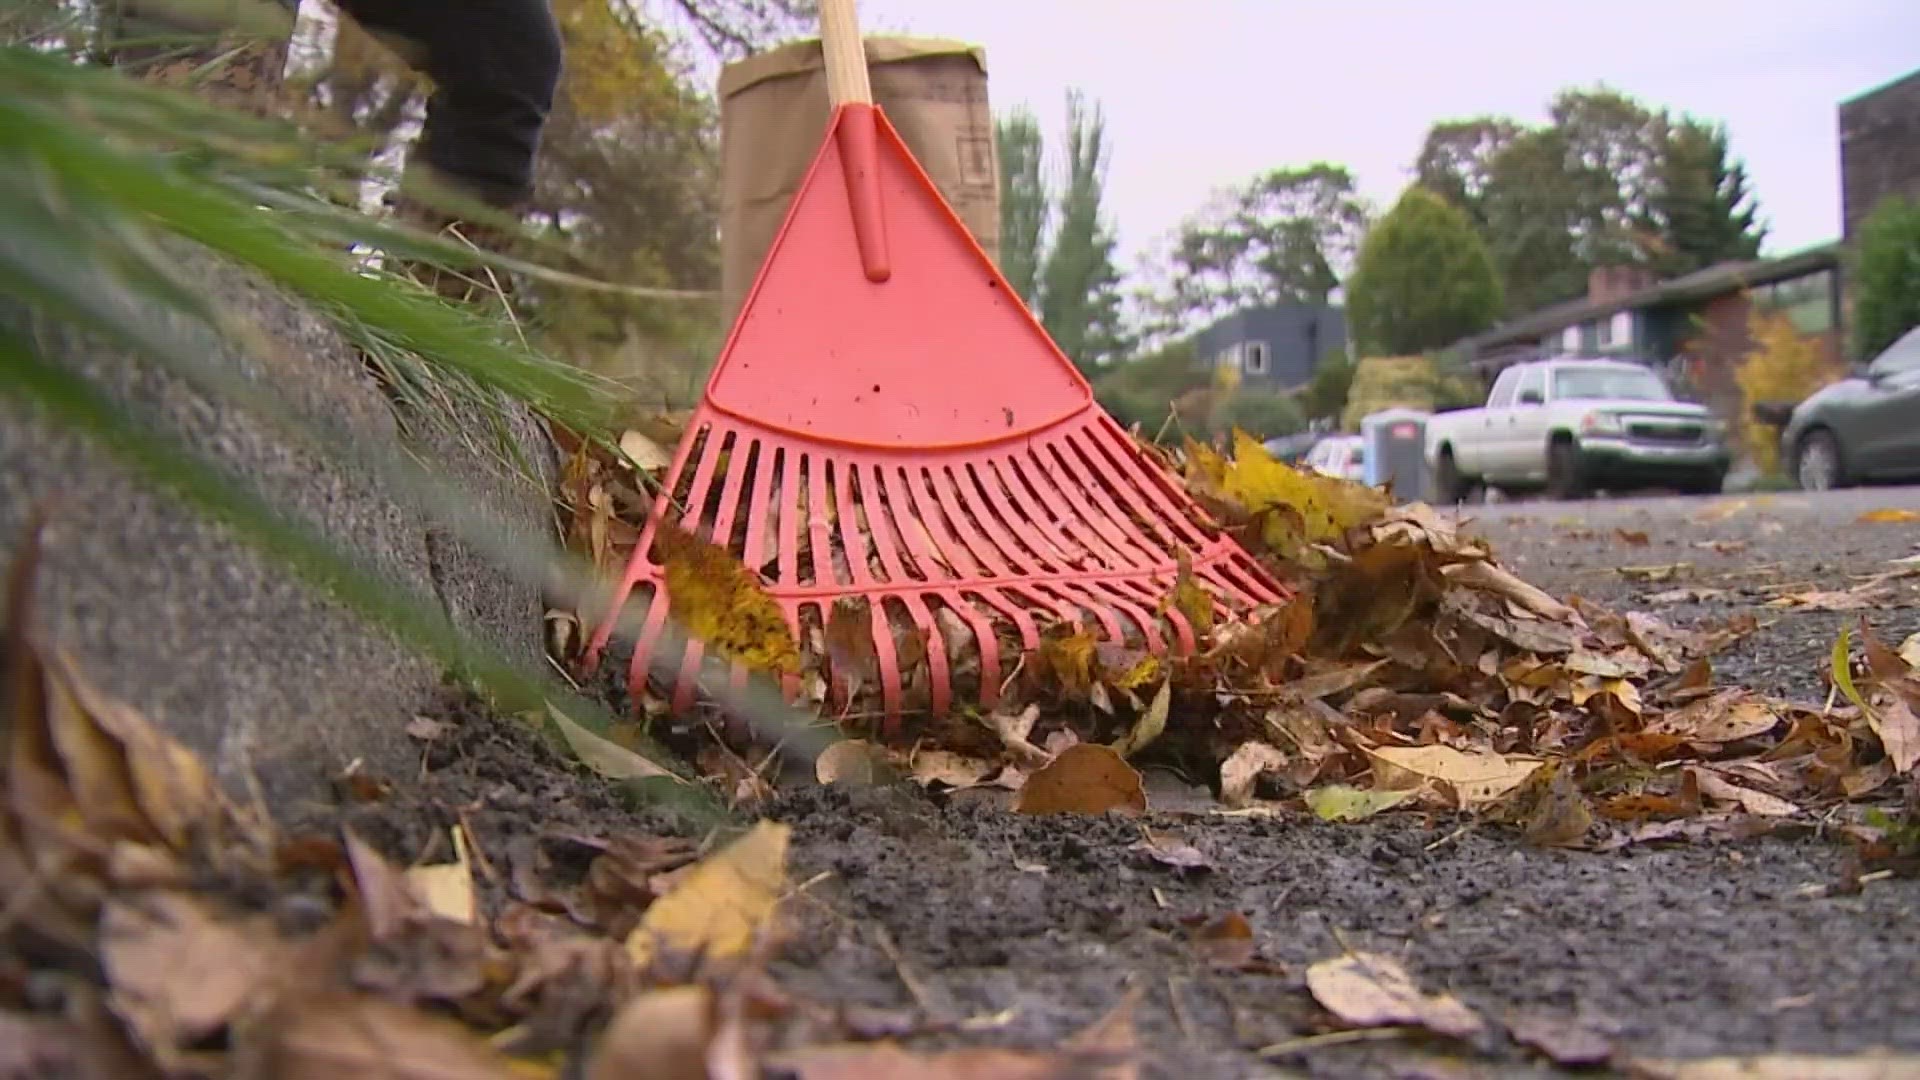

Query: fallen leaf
[1688,768,1800,817]
[1111,681,1171,759]
[1901,633,1920,669]
[824,597,878,696]
[1015,744,1147,817]
[1445,559,1580,622]
[1219,741,1290,807]
[404,826,478,926]
[1646,587,1729,606]
[1856,508,1920,524]
[1191,911,1256,969]
[1306,952,1485,1039]
[1367,745,1544,809]
[253,991,525,1079]
[984,704,1051,768]
[626,820,789,969]
[101,892,282,1055]
[1871,696,1920,775]
[1620,563,1689,583]
[904,750,994,789]
[1770,590,1877,612]
[769,990,1137,1078]
[1630,1049,1920,1079]
[1506,1011,1614,1066]
[1617,529,1651,545]
[1304,784,1417,822]
[549,705,677,783]
[1038,628,1100,695]
[1165,553,1216,636]
[618,429,673,473]
[1644,691,1780,745]
[1520,766,1595,847]
[654,522,800,674]
[585,985,722,1080]
[814,739,884,786]
[1130,829,1210,872]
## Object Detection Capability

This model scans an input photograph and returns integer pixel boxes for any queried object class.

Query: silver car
[1780,326,1920,490]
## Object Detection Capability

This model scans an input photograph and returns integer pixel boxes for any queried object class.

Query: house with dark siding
[1190,303,1348,390]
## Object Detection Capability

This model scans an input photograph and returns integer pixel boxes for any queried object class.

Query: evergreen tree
[1039,91,1131,369]
[1346,186,1503,356]
[1641,118,1766,277]
[1851,195,1920,360]
[994,107,1049,307]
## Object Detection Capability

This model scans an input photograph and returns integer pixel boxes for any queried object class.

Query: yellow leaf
[617,429,672,473]
[404,826,478,926]
[1111,681,1172,759]
[1856,508,1920,524]
[1014,744,1148,816]
[1164,553,1216,636]
[1367,745,1545,809]
[625,820,789,968]
[654,523,799,675]
[1039,628,1099,694]
[1304,784,1416,822]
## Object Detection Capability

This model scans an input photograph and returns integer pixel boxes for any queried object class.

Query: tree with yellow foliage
[1734,304,1847,476]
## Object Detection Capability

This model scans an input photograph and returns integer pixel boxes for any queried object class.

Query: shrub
[1346,186,1503,357]
[1211,389,1304,441]
[1735,306,1846,475]
[1851,195,1920,360]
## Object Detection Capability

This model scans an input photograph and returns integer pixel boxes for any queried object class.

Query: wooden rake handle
[819,0,873,105]
[817,0,890,280]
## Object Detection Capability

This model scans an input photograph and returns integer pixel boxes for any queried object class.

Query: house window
[1243,341,1270,375]
[1561,326,1581,352]
[1600,311,1631,350]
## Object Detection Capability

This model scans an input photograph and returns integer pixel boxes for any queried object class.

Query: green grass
[0,42,830,828]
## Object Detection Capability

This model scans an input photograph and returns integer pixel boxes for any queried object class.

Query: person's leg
[331,0,563,211]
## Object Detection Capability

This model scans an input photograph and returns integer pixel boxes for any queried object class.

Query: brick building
[1840,68,1920,238]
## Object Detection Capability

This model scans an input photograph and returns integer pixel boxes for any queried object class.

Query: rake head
[581,101,1290,732]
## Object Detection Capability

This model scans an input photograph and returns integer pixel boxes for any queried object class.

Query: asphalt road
[1460,484,1920,701]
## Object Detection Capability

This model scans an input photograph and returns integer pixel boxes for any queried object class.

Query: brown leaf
[1868,695,1920,775]
[1445,559,1581,622]
[1506,1011,1614,1066]
[1306,951,1485,1039]
[1219,741,1290,807]
[1520,766,1595,847]
[343,828,427,941]
[1687,768,1800,817]
[1616,529,1651,546]
[1367,745,1544,809]
[1015,744,1147,817]
[1630,1049,1920,1078]
[101,892,283,1055]
[907,750,996,789]
[585,985,725,1080]
[1164,553,1216,637]
[1130,828,1210,872]
[1645,691,1781,746]
[253,992,525,1079]
[814,739,884,787]
[1191,911,1255,968]
[983,704,1051,768]
[824,597,878,695]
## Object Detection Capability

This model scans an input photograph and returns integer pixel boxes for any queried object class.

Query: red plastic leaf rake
[583,0,1288,731]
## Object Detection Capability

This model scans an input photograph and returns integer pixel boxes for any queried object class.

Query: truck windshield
[1551,367,1672,402]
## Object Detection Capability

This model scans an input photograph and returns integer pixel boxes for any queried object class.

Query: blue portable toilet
[1360,408,1432,500]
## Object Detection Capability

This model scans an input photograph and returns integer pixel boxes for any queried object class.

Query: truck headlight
[1580,411,1624,435]
[1703,418,1729,440]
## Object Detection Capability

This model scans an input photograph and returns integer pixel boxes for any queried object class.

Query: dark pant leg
[331,0,563,209]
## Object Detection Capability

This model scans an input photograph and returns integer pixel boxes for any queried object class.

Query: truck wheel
[1432,449,1467,504]
[1546,439,1587,501]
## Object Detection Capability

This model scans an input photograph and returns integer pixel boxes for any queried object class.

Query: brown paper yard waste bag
[718,36,1002,326]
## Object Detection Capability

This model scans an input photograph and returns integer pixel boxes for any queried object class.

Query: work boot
[382,175,530,311]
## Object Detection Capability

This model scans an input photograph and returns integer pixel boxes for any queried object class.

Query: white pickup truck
[1425,358,1732,501]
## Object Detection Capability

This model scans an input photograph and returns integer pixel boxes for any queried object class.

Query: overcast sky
[854,0,1918,275]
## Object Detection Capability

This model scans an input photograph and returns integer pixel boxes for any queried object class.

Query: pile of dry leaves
[553,424,1920,856]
